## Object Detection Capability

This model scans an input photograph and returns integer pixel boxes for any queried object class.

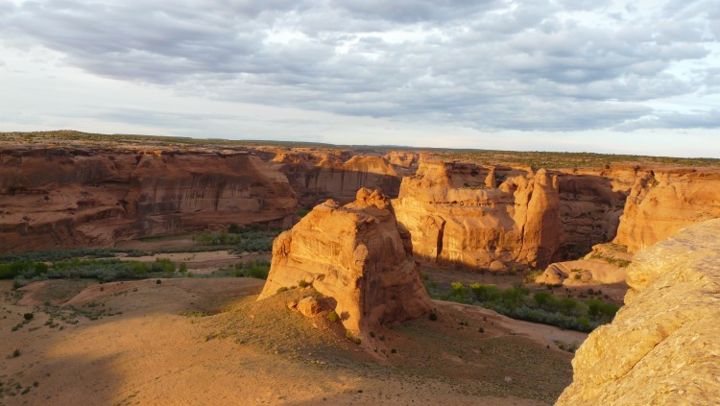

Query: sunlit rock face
[557,219,720,405]
[391,159,563,270]
[264,148,409,206]
[258,188,432,336]
[613,168,720,254]
[0,146,297,252]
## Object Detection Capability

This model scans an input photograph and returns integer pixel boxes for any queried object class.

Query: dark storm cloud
[1,0,718,131]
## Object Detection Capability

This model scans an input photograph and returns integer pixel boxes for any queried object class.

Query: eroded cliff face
[258,188,432,336]
[0,147,297,252]
[392,160,563,269]
[555,171,630,259]
[266,148,406,206]
[613,168,720,253]
[557,219,720,405]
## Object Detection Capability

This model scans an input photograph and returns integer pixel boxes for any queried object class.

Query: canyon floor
[0,277,583,406]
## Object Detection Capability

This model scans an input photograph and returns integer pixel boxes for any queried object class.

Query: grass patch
[428,281,619,332]
[215,260,270,279]
[2,257,184,287]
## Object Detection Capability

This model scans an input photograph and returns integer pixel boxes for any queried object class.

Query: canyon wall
[613,168,720,253]
[0,147,297,253]
[266,148,410,206]
[258,188,431,336]
[557,219,720,405]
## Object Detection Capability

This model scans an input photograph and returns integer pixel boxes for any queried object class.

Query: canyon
[1,132,719,405]
[3,134,720,283]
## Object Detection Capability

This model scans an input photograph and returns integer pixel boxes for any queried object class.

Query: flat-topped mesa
[258,188,432,336]
[557,219,720,405]
[392,159,562,270]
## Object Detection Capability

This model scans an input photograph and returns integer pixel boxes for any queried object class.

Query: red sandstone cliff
[613,168,720,253]
[0,146,297,252]
[265,148,406,206]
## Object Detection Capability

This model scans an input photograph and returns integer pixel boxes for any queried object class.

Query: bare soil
[0,278,580,405]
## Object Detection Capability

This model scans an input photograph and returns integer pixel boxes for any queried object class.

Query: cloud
[0,0,718,134]
[616,109,720,130]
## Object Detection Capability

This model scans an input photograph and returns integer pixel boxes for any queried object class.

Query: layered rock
[392,160,562,269]
[555,172,629,259]
[258,188,432,336]
[557,219,720,405]
[267,148,405,206]
[0,147,297,252]
[614,168,720,253]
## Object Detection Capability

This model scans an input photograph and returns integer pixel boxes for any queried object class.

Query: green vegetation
[215,260,270,279]
[2,257,181,287]
[194,227,279,253]
[327,310,339,322]
[429,281,619,332]
[589,254,632,268]
[4,130,719,169]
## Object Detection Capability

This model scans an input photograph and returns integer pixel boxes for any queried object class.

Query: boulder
[258,188,432,336]
[296,296,322,318]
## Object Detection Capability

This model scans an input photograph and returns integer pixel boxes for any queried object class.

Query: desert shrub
[178,263,188,273]
[586,299,619,319]
[499,287,527,308]
[327,310,339,322]
[298,280,311,288]
[23,313,34,321]
[430,281,619,333]
[4,258,180,286]
[470,283,501,302]
[151,258,175,273]
[222,260,270,279]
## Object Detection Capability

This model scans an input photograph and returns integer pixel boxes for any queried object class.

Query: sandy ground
[0,278,581,405]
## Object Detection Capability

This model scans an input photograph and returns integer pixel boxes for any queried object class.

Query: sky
[1,0,719,157]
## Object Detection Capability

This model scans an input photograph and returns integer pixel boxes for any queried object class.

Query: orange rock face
[392,160,563,269]
[265,148,405,206]
[0,147,297,253]
[258,188,432,336]
[613,168,720,253]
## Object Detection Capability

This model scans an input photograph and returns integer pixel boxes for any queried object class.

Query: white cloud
[0,0,719,156]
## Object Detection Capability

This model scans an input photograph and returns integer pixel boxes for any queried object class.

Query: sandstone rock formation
[0,146,297,252]
[613,168,720,253]
[392,160,563,269]
[258,188,432,336]
[555,172,629,258]
[267,148,405,206]
[557,219,720,405]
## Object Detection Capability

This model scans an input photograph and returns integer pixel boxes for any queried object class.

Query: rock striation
[258,188,432,336]
[266,148,405,206]
[613,168,720,253]
[392,160,563,269]
[0,147,297,252]
[557,219,720,405]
